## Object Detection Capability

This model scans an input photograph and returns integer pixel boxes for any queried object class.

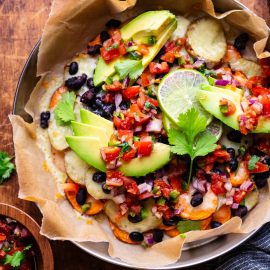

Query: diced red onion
[115,93,122,110]
[123,77,130,88]
[240,181,254,192]
[106,159,118,170]
[14,226,21,236]
[226,187,235,197]
[138,183,152,194]
[134,126,142,132]
[119,203,128,215]
[222,74,232,82]
[146,118,162,132]
[225,196,233,205]
[224,182,232,191]
[215,80,230,86]
[152,206,157,214]
[112,194,126,204]
[251,102,263,114]
[231,203,239,209]
[144,233,154,246]
[174,208,182,215]
[140,136,152,142]
[127,41,134,47]
[241,101,249,112]
[192,178,207,194]
[193,59,205,69]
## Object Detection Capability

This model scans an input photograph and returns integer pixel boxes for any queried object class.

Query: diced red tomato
[118,43,127,55]
[164,40,177,52]
[134,141,153,157]
[251,86,270,97]
[260,58,270,77]
[140,70,153,87]
[211,174,226,195]
[113,115,134,130]
[63,182,80,193]
[105,80,122,91]
[123,176,139,195]
[233,190,246,204]
[138,191,153,200]
[161,51,175,63]
[260,95,270,115]
[137,93,147,110]
[138,44,149,56]
[130,205,141,215]
[169,176,182,192]
[122,86,141,99]
[102,93,115,103]
[247,76,267,89]
[0,233,6,241]
[122,148,137,161]
[118,130,133,144]
[223,45,241,62]
[248,161,269,173]
[100,147,121,162]
[100,47,120,62]
[149,62,170,74]
[219,98,236,116]
[106,177,123,187]
[147,97,159,107]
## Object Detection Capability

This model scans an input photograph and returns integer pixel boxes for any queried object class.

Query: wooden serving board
[0,1,269,269]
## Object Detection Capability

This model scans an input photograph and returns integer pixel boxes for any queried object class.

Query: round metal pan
[13,0,269,268]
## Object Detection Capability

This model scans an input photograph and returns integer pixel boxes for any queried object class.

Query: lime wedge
[162,115,179,133]
[158,69,212,125]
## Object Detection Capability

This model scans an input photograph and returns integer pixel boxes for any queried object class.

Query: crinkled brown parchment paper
[10,0,270,267]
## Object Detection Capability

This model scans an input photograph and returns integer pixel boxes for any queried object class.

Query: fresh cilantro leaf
[177,220,201,234]
[115,60,144,80]
[177,108,208,143]
[0,151,15,184]
[248,155,260,170]
[4,251,25,267]
[168,108,218,186]
[119,142,130,154]
[54,92,76,126]
[141,207,149,219]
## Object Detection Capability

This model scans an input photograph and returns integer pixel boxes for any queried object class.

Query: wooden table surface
[0,1,269,269]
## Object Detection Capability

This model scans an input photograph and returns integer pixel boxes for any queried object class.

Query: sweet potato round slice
[109,220,137,244]
[186,17,226,64]
[212,205,231,224]
[49,86,67,109]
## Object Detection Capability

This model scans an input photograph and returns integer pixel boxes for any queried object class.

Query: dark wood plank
[0,0,269,269]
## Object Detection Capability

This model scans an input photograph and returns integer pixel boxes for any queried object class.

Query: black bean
[162,216,181,226]
[69,61,79,75]
[190,192,203,207]
[86,78,94,88]
[229,158,238,172]
[95,98,104,109]
[87,44,102,55]
[227,147,235,158]
[103,104,115,115]
[80,90,95,105]
[40,120,49,129]
[212,167,223,175]
[91,109,104,117]
[65,73,87,90]
[128,214,143,223]
[100,31,110,43]
[157,136,169,144]
[210,221,222,229]
[234,33,249,51]
[254,176,267,189]
[101,182,111,194]
[76,188,87,205]
[227,130,242,143]
[232,205,248,218]
[92,172,106,183]
[119,101,129,110]
[153,229,164,243]
[262,156,270,166]
[40,111,50,121]
[129,231,144,242]
[106,19,121,28]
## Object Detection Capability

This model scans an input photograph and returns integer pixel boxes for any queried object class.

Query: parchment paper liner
[10,0,270,267]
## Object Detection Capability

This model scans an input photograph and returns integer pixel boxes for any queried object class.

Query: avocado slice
[66,136,171,176]
[71,121,109,145]
[198,85,270,133]
[119,143,171,176]
[93,11,177,86]
[65,136,106,172]
[80,109,113,137]
[104,199,161,233]
[197,89,242,130]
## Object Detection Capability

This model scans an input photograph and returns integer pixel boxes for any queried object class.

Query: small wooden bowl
[0,203,54,270]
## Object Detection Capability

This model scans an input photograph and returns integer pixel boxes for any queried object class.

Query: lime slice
[158,69,212,125]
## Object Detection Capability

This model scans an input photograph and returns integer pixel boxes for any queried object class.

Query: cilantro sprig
[4,244,32,268]
[115,59,144,81]
[54,92,76,126]
[248,155,260,170]
[168,108,218,186]
[0,151,15,184]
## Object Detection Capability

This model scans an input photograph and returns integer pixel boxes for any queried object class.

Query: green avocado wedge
[71,121,109,145]
[93,11,177,86]
[197,85,270,133]
[66,135,171,176]
[65,136,106,172]
[80,109,113,137]
[197,89,242,130]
